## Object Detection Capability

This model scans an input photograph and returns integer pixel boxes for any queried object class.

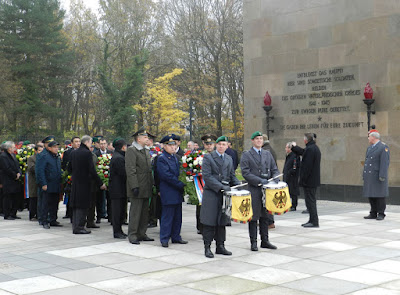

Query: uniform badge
[385,148,388,152]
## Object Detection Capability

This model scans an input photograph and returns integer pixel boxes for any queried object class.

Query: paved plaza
[0,200,400,294]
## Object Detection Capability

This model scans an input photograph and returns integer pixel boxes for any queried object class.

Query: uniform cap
[132,126,148,137]
[251,131,263,140]
[48,141,59,147]
[160,135,176,145]
[42,135,55,143]
[216,136,228,143]
[201,134,217,143]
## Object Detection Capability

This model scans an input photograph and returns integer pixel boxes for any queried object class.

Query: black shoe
[302,210,309,214]
[290,207,296,211]
[11,215,21,219]
[251,242,258,251]
[301,221,311,226]
[376,215,385,221]
[87,224,100,228]
[0,213,4,217]
[172,239,188,244]
[302,222,319,228]
[216,245,232,255]
[43,224,50,229]
[102,216,109,219]
[140,236,154,242]
[205,246,214,258]
[197,230,202,235]
[147,223,157,228]
[62,216,70,219]
[73,229,91,234]
[122,232,128,237]
[130,239,140,245]
[364,214,377,219]
[261,241,277,249]
[50,221,63,227]
[122,222,128,225]
[96,219,101,224]
[30,218,38,221]
[4,216,15,220]
[114,233,126,239]
[161,242,168,248]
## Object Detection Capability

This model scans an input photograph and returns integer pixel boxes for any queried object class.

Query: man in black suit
[95,138,112,223]
[174,135,185,158]
[69,135,106,234]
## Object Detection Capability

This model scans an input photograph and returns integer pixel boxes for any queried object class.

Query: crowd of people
[0,127,389,258]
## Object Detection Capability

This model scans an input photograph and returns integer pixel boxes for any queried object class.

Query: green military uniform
[125,128,153,244]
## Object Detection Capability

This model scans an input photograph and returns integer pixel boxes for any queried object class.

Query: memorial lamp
[262,91,274,138]
[363,82,375,131]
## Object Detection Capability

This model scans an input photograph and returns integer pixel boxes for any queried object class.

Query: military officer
[125,127,154,244]
[240,131,279,251]
[200,136,241,258]
[157,135,188,247]
[363,130,390,220]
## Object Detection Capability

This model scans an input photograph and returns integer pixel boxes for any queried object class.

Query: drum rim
[225,189,250,196]
[262,181,288,190]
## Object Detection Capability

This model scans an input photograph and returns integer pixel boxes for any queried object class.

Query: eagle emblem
[238,198,252,217]
[273,190,287,209]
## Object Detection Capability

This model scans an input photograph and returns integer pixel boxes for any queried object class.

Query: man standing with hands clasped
[126,127,154,245]
[200,136,241,258]
[240,131,279,251]
[363,129,390,220]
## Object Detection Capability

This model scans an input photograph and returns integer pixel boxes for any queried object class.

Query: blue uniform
[157,150,185,243]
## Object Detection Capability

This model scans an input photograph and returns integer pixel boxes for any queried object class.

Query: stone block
[271,13,299,35]
[270,52,295,74]
[260,74,285,95]
[308,26,333,49]
[244,39,262,60]
[244,75,262,99]
[243,0,261,22]
[373,0,400,17]
[251,56,273,76]
[261,36,287,56]
[319,44,348,69]
[294,49,319,71]
[359,62,388,87]
[332,22,356,45]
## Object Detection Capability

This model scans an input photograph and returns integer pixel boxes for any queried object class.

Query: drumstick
[230,183,248,189]
[258,173,284,186]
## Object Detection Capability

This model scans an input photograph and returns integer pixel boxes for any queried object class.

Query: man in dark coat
[36,141,63,229]
[283,142,300,211]
[292,133,321,228]
[61,136,80,219]
[240,131,279,251]
[200,136,241,258]
[225,141,239,171]
[174,135,185,158]
[69,135,106,234]
[125,127,154,244]
[27,144,44,221]
[0,141,22,220]
[95,138,112,223]
[157,135,188,247]
[109,138,128,239]
[0,144,4,216]
[362,130,390,220]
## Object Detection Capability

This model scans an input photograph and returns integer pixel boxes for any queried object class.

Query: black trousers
[202,225,226,245]
[29,197,38,219]
[0,189,3,214]
[148,194,158,225]
[249,218,269,242]
[196,205,203,233]
[304,187,319,225]
[3,193,18,218]
[41,191,59,225]
[369,197,386,216]
[112,198,126,234]
[72,208,88,232]
[86,190,97,225]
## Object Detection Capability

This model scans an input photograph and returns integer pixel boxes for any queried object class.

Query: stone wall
[244,0,400,202]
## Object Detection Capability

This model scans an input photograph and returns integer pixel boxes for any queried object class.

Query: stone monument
[244,0,400,203]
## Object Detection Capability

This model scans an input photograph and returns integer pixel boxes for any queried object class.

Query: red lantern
[364,82,373,99]
[263,91,272,106]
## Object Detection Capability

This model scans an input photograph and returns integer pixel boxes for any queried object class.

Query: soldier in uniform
[195,134,218,235]
[363,130,390,220]
[125,127,154,244]
[283,142,300,211]
[240,131,279,251]
[200,136,241,258]
[157,135,188,247]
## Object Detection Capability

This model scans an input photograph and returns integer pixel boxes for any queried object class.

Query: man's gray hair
[81,135,92,145]
[369,132,380,139]
[286,142,293,149]
[3,141,14,151]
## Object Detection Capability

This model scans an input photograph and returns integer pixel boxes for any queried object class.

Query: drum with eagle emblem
[262,181,291,215]
[223,189,253,224]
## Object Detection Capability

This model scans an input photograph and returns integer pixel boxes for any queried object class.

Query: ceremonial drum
[223,190,253,223]
[262,181,291,215]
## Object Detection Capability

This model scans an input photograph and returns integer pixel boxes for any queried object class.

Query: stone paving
[0,200,400,294]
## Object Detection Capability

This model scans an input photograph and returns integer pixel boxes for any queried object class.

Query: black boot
[216,243,232,255]
[204,243,214,258]
[261,240,277,249]
[249,221,258,251]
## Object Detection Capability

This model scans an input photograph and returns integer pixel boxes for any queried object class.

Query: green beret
[216,136,228,143]
[251,131,263,140]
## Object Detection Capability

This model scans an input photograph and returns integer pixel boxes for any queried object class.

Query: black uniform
[283,152,300,210]
[0,151,21,219]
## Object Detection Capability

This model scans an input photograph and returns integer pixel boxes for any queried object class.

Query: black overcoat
[298,140,321,188]
[109,150,127,199]
[240,148,280,220]
[68,145,103,209]
[0,151,21,195]
[283,152,300,196]
[200,151,241,226]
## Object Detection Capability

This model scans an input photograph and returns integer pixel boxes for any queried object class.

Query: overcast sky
[60,0,100,14]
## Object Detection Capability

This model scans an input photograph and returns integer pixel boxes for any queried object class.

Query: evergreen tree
[0,0,73,136]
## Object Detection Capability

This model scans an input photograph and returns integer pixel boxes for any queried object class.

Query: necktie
[220,155,223,161]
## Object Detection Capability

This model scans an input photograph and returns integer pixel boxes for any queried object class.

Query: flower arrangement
[179,150,205,205]
[149,145,162,160]
[96,154,112,186]
[15,146,35,175]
